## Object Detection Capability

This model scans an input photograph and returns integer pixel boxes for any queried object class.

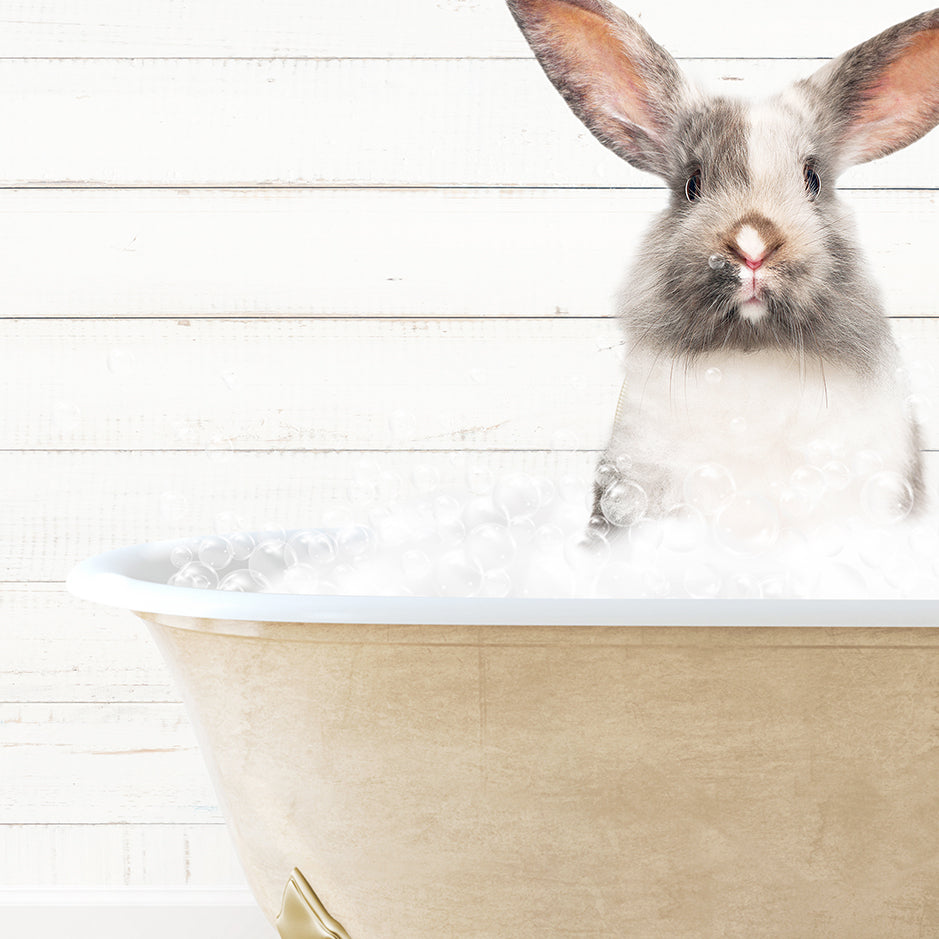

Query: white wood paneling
[3,584,176,704]
[1,703,221,824]
[9,316,939,451]
[0,825,245,886]
[0,889,274,939]
[0,449,596,581]
[0,188,934,318]
[4,0,939,906]
[0,1,931,59]
[0,58,935,189]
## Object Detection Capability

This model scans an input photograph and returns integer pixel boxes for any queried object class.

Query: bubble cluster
[165,459,939,601]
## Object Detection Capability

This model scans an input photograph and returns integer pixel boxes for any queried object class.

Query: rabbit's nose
[727,218,783,270]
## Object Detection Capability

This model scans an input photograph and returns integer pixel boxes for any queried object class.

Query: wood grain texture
[0,824,245,886]
[0,188,933,318]
[0,58,935,189]
[10,316,939,450]
[0,703,221,823]
[0,0,930,59]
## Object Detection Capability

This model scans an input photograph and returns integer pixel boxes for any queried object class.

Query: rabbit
[506,0,938,539]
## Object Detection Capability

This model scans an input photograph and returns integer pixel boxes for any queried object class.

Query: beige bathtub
[69,539,939,938]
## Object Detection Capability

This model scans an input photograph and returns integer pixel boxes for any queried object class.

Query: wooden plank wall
[2,0,937,893]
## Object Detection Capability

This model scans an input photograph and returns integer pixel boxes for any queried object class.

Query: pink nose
[743,255,764,271]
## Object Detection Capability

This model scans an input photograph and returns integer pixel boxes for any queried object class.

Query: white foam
[167,465,939,600]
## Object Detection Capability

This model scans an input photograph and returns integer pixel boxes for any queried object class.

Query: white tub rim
[66,534,939,628]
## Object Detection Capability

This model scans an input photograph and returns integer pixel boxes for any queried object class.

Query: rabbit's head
[507,1,939,377]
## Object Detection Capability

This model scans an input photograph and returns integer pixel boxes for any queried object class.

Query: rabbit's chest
[609,348,912,504]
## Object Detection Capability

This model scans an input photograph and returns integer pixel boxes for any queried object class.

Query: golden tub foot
[276,868,352,939]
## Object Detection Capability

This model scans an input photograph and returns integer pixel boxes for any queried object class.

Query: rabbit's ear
[506,0,690,176]
[802,11,939,169]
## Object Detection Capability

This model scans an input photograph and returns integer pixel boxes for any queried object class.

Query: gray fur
[506,1,938,533]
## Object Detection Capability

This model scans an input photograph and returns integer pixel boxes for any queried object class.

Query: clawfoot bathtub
[69,537,939,938]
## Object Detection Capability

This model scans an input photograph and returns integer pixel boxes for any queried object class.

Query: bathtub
[69,535,939,938]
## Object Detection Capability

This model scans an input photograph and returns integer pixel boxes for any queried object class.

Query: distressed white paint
[0,889,274,939]
[0,58,933,188]
[0,189,932,318]
[3,316,937,451]
[0,0,930,59]
[1,0,937,913]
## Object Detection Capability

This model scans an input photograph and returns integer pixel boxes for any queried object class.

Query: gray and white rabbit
[507,0,938,537]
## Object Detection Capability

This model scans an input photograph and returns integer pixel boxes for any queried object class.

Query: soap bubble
[226,531,256,561]
[862,471,914,526]
[481,569,512,598]
[170,543,194,569]
[435,550,483,597]
[411,463,441,494]
[599,480,648,528]
[198,536,234,571]
[533,523,564,555]
[463,495,508,530]
[683,463,735,515]
[822,461,852,492]
[493,473,541,522]
[465,523,516,571]
[287,529,337,567]
[337,525,376,561]
[853,449,884,479]
[279,563,320,593]
[704,366,723,384]
[715,494,779,554]
[433,494,463,526]
[811,522,847,558]
[401,548,432,583]
[169,562,219,590]
[564,531,610,571]
[790,465,826,504]
[708,254,726,271]
[683,563,722,598]
[594,461,618,491]
[218,569,268,592]
[248,539,290,580]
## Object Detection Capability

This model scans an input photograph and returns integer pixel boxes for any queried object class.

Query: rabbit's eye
[684,169,702,202]
[803,162,821,201]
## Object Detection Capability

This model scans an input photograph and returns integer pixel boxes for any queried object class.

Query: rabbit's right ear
[506,0,690,176]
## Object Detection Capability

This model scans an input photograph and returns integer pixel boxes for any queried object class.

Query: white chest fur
[604,346,916,520]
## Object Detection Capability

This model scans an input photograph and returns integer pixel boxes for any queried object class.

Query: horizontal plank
[0,1,931,59]
[2,449,594,581]
[0,188,934,318]
[0,58,934,188]
[0,703,221,824]
[0,824,245,886]
[9,316,939,450]
[0,892,273,939]
[2,584,176,704]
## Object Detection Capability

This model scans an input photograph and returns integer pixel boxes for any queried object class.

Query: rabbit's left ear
[802,11,939,169]
[506,0,691,177]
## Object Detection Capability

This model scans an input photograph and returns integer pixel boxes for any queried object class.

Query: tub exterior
[137,614,939,938]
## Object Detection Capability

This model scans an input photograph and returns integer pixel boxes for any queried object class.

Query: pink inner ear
[850,28,939,164]
[541,2,658,134]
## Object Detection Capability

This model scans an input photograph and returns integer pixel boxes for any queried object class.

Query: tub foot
[276,868,352,939]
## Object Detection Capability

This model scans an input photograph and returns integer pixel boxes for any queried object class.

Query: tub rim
[66,535,939,627]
